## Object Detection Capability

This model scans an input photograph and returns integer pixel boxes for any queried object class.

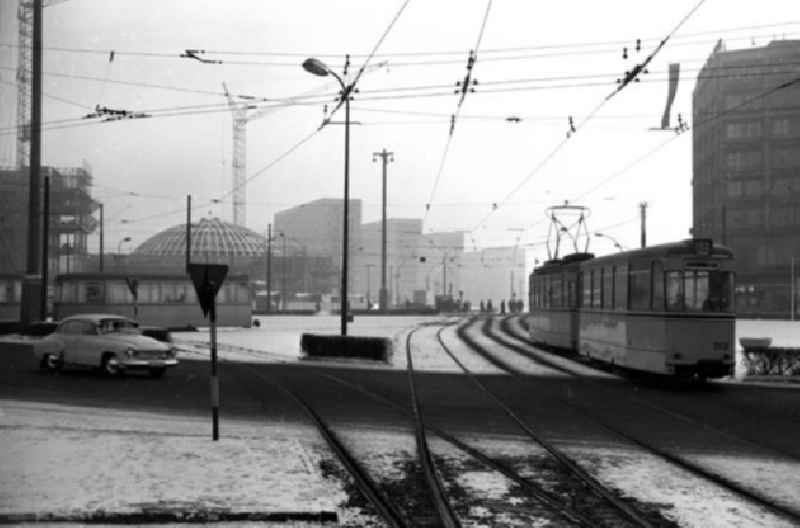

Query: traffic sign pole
[187,263,228,442]
[210,298,219,441]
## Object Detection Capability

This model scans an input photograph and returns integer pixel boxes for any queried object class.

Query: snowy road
[1,315,799,526]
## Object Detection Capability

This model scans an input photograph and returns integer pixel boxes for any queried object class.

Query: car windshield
[97,318,141,335]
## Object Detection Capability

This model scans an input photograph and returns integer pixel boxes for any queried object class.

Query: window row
[725,118,800,139]
[59,280,250,305]
[531,265,732,313]
[0,280,22,304]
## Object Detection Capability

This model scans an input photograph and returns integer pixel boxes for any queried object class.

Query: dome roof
[133,217,265,258]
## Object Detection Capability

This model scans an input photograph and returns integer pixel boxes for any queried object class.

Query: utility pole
[372,148,393,311]
[280,232,286,311]
[40,174,49,320]
[789,257,797,321]
[185,195,191,271]
[266,223,272,313]
[442,254,447,297]
[99,203,104,271]
[639,202,648,249]
[20,0,43,326]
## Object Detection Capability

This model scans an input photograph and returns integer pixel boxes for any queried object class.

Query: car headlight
[125,348,136,358]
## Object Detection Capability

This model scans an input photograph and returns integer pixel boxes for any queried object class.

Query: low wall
[740,347,800,377]
[300,333,392,362]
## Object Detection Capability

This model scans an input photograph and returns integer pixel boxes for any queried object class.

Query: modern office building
[273,198,361,297]
[356,218,423,306]
[692,39,800,316]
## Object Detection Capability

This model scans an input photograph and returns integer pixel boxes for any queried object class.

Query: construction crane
[15,0,67,169]
[222,82,309,227]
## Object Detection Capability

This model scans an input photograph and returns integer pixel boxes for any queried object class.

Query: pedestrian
[500,299,506,314]
[479,300,485,313]
[487,299,494,313]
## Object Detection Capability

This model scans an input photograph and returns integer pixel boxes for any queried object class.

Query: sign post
[125,277,139,320]
[188,263,228,441]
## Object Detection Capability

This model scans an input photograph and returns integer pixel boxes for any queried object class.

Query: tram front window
[666,270,732,313]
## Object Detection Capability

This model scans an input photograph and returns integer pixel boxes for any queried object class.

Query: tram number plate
[713,341,729,351]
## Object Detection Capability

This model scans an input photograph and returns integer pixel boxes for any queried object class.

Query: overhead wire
[2,20,798,60]
[467,0,709,235]
[423,0,493,228]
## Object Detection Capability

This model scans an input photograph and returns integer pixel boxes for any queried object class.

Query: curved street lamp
[302,57,354,335]
[117,236,132,254]
[594,232,624,251]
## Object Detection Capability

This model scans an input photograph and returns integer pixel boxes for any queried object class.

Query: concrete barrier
[300,333,392,362]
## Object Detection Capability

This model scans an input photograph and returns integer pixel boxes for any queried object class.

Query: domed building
[127,217,336,310]
[133,217,266,266]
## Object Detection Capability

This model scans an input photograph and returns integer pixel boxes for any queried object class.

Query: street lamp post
[302,57,354,336]
[594,232,624,251]
[365,264,375,309]
[117,236,132,254]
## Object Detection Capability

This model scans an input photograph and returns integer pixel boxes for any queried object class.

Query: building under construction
[0,164,98,315]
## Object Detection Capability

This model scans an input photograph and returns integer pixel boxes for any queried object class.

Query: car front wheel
[40,353,62,372]
[101,353,123,377]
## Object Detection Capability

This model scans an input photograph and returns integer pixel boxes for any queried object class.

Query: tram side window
[567,278,576,309]
[629,263,651,311]
[602,267,613,309]
[651,261,665,311]
[666,271,684,311]
[614,264,628,310]
[581,271,591,307]
[592,269,602,308]
[552,276,563,308]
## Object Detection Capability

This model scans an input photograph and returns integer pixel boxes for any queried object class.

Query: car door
[58,321,79,364]
[75,320,102,366]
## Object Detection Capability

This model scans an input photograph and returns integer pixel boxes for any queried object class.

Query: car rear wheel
[101,353,122,377]
[148,367,166,378]
[40,353,62,372]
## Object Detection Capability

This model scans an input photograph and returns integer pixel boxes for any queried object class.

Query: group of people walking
[478,298,524,314]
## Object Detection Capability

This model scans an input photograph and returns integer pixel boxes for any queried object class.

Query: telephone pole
[20,0,43,326]
[372,149,394,311]
[639,202,648,248]
[266,223,272,313]
[99,203,104,271]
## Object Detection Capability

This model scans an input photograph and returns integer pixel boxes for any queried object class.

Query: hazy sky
[0,0,798,260]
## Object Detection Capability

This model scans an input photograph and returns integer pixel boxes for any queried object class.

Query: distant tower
[15,0,32,168]
[14,0,68,169]
[223,82,248,227]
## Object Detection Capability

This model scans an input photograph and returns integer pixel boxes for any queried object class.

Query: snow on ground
[682,453,800,514]
[173,315,445,370]
[0,399,346,519]
[501,318,618,379]
[561,444,798,528]
[436,323,506,374]
[392,323,463,372]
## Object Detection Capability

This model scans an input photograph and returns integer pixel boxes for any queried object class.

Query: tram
[528,239,735,378]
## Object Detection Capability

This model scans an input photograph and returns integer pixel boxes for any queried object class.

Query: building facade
[692,39,800,317]
[273,198,361,297]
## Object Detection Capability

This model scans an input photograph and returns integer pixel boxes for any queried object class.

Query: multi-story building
[356,218,423,306]
[0,164,98,317]
[692,39,800,316]
[273,198,361,297]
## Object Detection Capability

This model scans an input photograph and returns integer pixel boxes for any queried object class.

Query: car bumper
[119,359,178,369]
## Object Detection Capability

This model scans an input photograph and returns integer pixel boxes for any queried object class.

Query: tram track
[237,325,620,526]
[497,314,800,462]
[471,315,800,525]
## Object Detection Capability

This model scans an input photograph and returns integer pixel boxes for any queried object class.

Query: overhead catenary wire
[468,0,709,235]
[423,0,493,228]
[2,20,798,61]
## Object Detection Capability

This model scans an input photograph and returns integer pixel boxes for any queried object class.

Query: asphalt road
[1,343,799,459]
